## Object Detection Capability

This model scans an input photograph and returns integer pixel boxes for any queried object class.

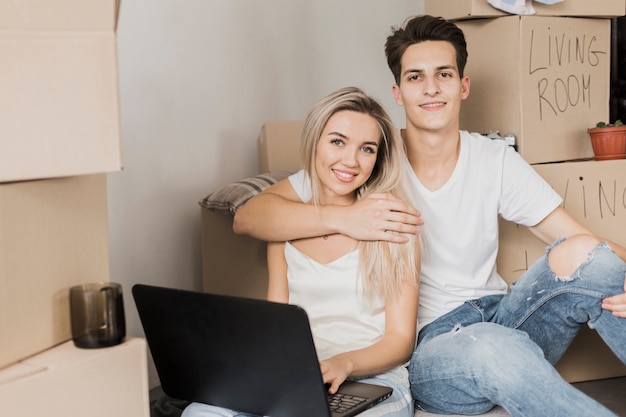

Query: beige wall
[109,0,425,388]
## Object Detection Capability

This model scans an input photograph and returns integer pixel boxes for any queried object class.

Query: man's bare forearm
[234,177,421,243]
[233,192,339,242]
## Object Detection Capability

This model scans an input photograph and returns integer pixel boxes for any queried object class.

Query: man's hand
[332,193,422,243]
[602,276,626,318]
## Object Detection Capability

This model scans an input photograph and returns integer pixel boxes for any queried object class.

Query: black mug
[69,282,126,348]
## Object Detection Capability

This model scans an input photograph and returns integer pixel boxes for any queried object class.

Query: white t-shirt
[289,131,562,330]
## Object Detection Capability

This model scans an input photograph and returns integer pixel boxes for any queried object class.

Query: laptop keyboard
[328,392,368,414]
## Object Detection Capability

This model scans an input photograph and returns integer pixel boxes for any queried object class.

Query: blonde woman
[271,86,420,417]
[183,87,420,417]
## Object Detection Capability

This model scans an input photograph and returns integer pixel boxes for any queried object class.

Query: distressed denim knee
[495,236,626,364]
[547,234,603,281]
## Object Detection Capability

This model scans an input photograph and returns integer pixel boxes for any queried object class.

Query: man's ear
[392,83,403,106]
[461,75,470,100]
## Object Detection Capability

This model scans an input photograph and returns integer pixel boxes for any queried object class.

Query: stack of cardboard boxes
[425,0,626,382]
[0,1,148,415]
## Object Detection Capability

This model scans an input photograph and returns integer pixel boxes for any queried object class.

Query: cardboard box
[498,159,626,280]
[0,0,122,182]
[203,121,304,298]
[0,174,110,369]
[0,338,149,417]
[457,16,611,164]
[201,209,268,300]
[426,0,626,21]
[258,121,304,173]
[497,158,626,381]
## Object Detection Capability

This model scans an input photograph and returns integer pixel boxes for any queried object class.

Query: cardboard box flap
[0,30,122,182]
[0,0,120,31]
[0,0,123,182]
[426,0,626,20]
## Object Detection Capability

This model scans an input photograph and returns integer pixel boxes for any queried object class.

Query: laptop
[132,284,393,417]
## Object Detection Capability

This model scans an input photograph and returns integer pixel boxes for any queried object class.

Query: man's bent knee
[548,234,602,279]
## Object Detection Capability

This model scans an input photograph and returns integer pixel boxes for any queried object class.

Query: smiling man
[234,15,626,417]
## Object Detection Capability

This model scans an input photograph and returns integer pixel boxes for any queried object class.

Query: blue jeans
[410,237,626,417]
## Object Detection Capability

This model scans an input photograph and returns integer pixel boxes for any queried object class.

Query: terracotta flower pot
[587,125,626,160]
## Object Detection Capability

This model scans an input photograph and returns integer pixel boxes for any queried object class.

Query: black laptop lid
[132,284,332,417]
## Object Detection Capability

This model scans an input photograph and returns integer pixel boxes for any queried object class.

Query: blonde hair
[301,87,419,301]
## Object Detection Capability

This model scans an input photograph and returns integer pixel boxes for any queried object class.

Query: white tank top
[285,242,385,361]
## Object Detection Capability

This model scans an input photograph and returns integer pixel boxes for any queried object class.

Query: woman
[183,87,420,417]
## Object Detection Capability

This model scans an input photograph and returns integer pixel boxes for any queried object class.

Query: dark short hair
[385,15,468,84]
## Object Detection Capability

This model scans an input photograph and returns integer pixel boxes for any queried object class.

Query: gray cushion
[199,170,294,215]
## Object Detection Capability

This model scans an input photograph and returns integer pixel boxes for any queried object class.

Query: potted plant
[587,120,626,160]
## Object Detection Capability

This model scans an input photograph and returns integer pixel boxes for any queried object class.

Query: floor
[149,376,626,416]
[574,376,626,416]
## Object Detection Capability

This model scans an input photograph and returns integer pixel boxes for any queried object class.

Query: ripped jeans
[409,237,626,417]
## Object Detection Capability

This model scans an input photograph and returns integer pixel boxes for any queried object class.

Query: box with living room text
[457,16,610,164]
[0,0,122,182]
[425,0,626,21]
[497,158,626,382]
[0,174,110,369]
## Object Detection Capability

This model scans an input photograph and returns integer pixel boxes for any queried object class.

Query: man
[234,15,626,417]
